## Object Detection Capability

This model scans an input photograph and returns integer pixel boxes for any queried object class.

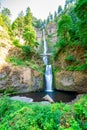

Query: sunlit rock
[43,94,54,103]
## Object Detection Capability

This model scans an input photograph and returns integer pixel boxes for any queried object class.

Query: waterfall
[45,65,53,92]
[43,29,48,65]
[42,29,53,92]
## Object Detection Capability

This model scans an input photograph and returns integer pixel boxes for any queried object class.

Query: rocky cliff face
[35,28,42,44]
[35,22,57,45]
[46,22,57,44]
[0,65,43,93]
[0,26,12,67]
[54,44,87,93]
[55,70,87,93]
[0,26,43,94]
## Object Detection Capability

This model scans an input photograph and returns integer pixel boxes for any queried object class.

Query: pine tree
[75,0,87,47]
[58,5,62,14]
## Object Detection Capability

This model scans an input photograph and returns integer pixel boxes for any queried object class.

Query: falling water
[45,65,53,92]
[43,29,48,65]
[42,29,53,92]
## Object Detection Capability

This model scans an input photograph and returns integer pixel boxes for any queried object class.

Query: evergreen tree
[54,11,57,21]
[0,8,11,29]
[23,7,36,48]
[1,7,11,17]
[24,7,32,25]
[56,14,73,49]
[47,16,50,23]
[12,11,24,36]
[49,12,53,21]
[75,0,87,47]
[58,5,62,14]
[33,17,42,28]
[23,25,36,47]
[68,5,79,41]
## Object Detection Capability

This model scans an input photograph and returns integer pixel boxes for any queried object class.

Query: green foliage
[21,45,32,57]
[0,97,61,130]
[7,56,43,73]
[74,100,87,129]
[53,67,61,73]
[66,63,87,71]
[84,51,87,64]
[0,15,6,28]
[0,96,11,118]
[33,18,42,28]
[65,55,76,61]
[1,7,11,17]
[58,5,62,14]
[75,63,87,71]
[24,7,32,25]
[23,25,36,47]
[0,95,87,129]
[75,0,87,47]
[12,15,24,36]
[7,57,24,66]
[75,0,87,20]
[0,14,11,27]
[55,14,73,55]
[13,39,20,47]
[12,6,37,50]
[56,39,66,48]
[57,14,73,36]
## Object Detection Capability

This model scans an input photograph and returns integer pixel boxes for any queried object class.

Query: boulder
[43,94,54,103]
[11,96,33,103]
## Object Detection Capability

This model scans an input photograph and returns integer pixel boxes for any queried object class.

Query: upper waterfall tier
[42,29,48,65]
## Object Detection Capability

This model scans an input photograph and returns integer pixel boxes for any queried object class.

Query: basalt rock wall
[55,70,87,93]
[0,65,43,94]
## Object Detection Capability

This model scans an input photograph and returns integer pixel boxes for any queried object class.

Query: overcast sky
[1,0,65,21]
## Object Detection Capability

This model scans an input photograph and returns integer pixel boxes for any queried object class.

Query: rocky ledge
[55,70,87,93]
[0,65,43,94]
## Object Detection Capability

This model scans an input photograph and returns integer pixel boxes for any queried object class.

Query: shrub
[65,55,76,61]
[0,100,61,130]
[13,39,20,47]
[0,96,11,118]
[21,45,32,57]
[7,57,24,66]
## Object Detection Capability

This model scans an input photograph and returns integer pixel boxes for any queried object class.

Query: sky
[1,0,65,21]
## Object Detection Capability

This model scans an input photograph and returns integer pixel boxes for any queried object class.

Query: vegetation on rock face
[0,0,86,72]
[0,5,43,73]
[75,0,87,48]
[53,0,87,72]
[56,14,73,52]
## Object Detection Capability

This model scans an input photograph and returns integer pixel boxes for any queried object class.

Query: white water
[45,65,53,92]
[43,29,53,92]
[43,29,48,65]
